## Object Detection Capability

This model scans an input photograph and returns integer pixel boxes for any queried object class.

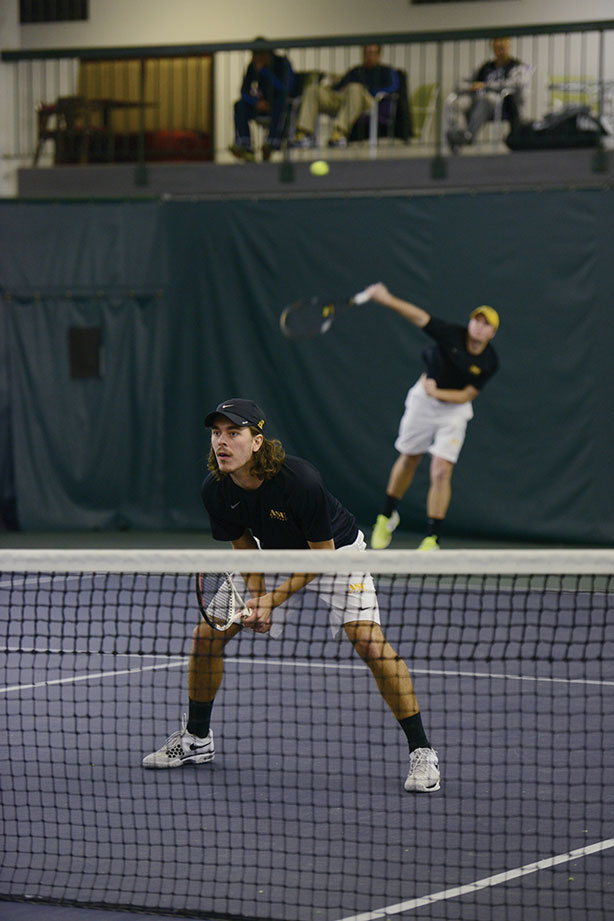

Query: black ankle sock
[187,699,213,738]
[383,495,400,518]
[399,712,430,753]
[426,517,443,539]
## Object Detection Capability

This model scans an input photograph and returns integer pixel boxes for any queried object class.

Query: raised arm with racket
[279,288,371,340]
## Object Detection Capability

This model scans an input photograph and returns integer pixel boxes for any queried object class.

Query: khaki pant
[297,82,374,136]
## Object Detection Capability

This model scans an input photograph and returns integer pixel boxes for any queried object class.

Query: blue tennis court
[1,566,613,921]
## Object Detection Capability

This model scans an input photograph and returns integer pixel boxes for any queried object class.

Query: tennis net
[1,548,613,921]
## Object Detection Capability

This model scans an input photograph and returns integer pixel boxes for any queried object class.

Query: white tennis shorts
[234,530,380,641]
[394,378,474,464]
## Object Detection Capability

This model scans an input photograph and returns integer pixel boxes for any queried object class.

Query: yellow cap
[470,305,499,331]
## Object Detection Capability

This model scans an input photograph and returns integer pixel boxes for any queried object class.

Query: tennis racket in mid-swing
[279,288,371,340]
[195,572,250,631]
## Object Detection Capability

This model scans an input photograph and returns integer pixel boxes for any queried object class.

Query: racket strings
[281,297,339,338]
[199,573,237,627]
[280,288,369,339]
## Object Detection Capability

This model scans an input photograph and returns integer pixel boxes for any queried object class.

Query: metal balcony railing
[2,21,613,171]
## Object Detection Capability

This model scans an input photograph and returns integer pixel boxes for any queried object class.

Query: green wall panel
[1,190,612,543]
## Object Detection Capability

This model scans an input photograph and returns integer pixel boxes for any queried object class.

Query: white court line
[1,654,613,694]
[334,838,614,921]
[0,574,84,590]
[0,644,179,660]
[0,644,179,658]
[411,666,614,688]
[230,659,614,688]
[0,658,188,694]
[2,647,613,691]
[0,655,357,694]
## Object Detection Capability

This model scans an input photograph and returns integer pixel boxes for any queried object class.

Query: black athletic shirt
[201,455,358,550]
[421,316,499,391]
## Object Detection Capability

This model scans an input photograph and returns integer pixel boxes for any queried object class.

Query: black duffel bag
[506,104,607,151]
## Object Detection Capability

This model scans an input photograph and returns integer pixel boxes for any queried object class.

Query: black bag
[505,105,607,151]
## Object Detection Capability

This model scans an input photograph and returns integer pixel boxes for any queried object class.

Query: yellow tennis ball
[310,160,330,177]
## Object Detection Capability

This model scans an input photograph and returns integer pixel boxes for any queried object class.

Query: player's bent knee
[350,637,372,660]
[193,620,222,649]
[193,619,240,653]
[346,622,387,662]
[431,458,454,483]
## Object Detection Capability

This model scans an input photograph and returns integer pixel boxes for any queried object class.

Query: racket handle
[352,289,371,306]
[233,606,250,625]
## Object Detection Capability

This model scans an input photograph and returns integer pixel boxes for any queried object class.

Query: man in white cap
[366,284,499,551]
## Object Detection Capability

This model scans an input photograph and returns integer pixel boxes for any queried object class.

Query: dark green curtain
[1,190,613,542]
[1,200,168,530]
[0,291,15,527]
[7,293,166,529]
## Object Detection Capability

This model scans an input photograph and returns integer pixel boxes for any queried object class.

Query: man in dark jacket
[291,44,400,149]
[230,40,294,162]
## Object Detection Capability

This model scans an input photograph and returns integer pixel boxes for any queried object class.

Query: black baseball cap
[204,399,266,432]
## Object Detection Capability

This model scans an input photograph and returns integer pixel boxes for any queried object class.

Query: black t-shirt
[421,316,499,391]
[201,455,358,549]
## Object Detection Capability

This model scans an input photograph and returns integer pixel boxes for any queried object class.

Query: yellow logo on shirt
[469,365,482,376]
[349,582,367,593]
[269,509,288,521]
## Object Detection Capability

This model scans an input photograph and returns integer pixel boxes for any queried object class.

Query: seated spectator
[291,44,400,149]
[446,37,530,153]
[230,39,294,162]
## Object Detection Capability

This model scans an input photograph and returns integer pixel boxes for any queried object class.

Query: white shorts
[233,530,380,641]
[394,379,473,464]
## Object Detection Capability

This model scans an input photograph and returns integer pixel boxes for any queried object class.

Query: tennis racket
[195,571,250,631]
[279,288,371,340]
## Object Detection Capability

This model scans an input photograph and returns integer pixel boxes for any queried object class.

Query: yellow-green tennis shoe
[370,511,400,549]
[417,535,440,551]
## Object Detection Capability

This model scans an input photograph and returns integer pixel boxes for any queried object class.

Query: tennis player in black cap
[144,398,441,792]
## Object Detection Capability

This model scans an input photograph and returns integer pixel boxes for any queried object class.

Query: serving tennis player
[366,282,500,551]
[144,398,440,793]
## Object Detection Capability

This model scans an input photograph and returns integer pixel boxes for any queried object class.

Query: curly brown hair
[207,429,286,482]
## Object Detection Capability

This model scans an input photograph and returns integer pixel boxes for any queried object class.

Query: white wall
[9,0,614,50]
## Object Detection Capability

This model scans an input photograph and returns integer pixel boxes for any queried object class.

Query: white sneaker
[143,715,215,768]
[404,747,440,793]
[370,510,400,549]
